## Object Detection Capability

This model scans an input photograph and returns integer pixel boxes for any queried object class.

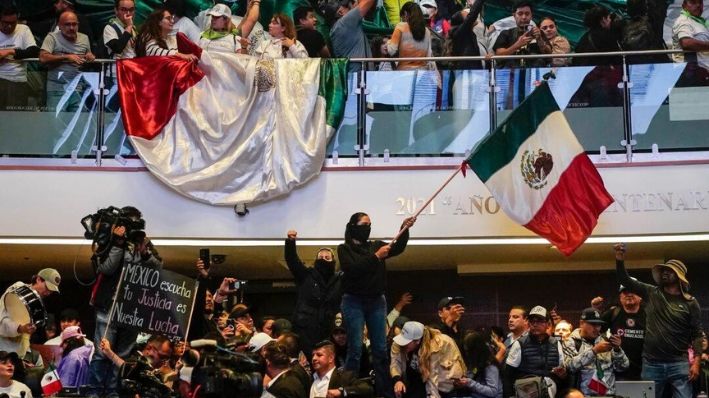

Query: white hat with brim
[248,332,275,352]
[207,3,232,18]
[393,321,424,346]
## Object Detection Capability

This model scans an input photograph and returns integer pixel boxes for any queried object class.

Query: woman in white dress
[254,14,308,59]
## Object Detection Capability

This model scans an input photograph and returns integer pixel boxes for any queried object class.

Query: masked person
[285,230,342,358]
[338,212,416,398]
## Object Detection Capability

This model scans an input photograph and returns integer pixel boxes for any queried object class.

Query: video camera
[81,206,146,251]
[120,355,175,398]
[194,351,263,398]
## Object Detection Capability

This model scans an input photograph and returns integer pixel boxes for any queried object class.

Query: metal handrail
[18,48,688,65]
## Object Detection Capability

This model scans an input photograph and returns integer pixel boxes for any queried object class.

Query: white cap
[248,332,275,352]
[528,305,548,319]
[207,3,232,18]
[419,0,437,9]
[393,321,424,346]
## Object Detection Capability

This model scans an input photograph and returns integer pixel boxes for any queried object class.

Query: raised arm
[285,230,308,283]
[237,0,261,39]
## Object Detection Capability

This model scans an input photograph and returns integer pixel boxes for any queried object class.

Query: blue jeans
[87,309,137,397]
[341,293,394,398]
[642,359,693,398]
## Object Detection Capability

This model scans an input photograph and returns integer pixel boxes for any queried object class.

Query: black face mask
[314,259,336,279]
[350,224,371,242]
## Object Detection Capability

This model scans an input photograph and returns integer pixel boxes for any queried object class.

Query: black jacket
[328,368,375,398]
[285,239,343,355]
[267,370,309,398]
[337,230,409,297]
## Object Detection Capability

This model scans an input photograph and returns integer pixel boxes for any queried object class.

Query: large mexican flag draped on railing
[117,37,347,205]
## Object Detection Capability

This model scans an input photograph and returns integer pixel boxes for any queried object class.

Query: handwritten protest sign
[111,265,198,341]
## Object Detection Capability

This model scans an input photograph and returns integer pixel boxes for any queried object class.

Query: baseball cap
[419,0,437,8]
[38,268,61,293]
[580,308,605,324]
[393,321,424,346]
[618,277,638,293]
[247,332,275,352]
[333,313,346,332]
[229,304,250,319]
[207,3,232,18]
[61,326,86,342]
[528,305,548,320]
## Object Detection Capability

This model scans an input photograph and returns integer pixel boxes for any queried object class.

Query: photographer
[100,335,173,398]
[86,206,163,397]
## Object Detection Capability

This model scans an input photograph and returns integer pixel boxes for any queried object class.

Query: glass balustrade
[1,52,707,164]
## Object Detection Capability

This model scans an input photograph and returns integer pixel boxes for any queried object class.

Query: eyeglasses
[118,7,135,12]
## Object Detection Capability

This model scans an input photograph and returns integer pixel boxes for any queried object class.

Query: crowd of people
[1,0,709,110]
[0,205,705,398]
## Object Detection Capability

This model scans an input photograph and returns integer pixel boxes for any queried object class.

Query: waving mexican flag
[117,35,347,206]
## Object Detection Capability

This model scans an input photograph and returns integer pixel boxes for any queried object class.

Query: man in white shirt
[673,0,709,83]
[309,340,373,398]
[0,5,40,110]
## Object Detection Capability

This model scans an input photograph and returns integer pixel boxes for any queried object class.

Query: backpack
[99,22,123,59]
[621,16,658,51]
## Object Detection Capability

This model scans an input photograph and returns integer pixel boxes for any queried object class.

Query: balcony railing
[2,49,708,167]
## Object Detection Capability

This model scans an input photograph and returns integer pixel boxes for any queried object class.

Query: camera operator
[87,206,163,397]
[100,335,174,398]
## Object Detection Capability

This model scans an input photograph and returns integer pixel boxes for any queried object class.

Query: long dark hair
[135,8,170,57]
[400,2,426,42]
[462,331,495,378]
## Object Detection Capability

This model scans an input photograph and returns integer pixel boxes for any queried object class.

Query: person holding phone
[492,0,550,67]
[563,308,628,396]
[430,297,466,349]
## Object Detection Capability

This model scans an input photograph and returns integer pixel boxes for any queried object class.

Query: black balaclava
[314,258,336,280]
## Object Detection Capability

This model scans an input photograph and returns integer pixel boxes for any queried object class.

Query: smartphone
[449,296,465,306]
[199,248,210,270]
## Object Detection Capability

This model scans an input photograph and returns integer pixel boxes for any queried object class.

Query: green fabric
[465,82,559,183]
[318,58,348,129]
[680,9,708,27]
[200,28,239,40]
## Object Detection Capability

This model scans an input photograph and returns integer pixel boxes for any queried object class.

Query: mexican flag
[588,360,609,395]
[41,364,63,396]
[464,82,613,255]
[117,34,347,206]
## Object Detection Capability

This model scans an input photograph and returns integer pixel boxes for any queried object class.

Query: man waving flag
[463,82,614,255]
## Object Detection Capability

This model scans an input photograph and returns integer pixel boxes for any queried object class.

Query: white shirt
[103,21,135,59]
[171,16,202,44]
[254,38,308,59]
[0,380,33,398]
[310,367,335,398]
[672,12,709,69]
[0,24,37,82]
[0,282,33,357]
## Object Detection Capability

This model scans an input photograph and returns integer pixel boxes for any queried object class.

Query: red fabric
[117,55,204,140]
[176,31,203,59]
[524,154,614,256]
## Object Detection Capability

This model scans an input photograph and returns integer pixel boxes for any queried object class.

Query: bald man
[39,11,94,113]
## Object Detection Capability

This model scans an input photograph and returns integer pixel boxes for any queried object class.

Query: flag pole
[390,164,464,244]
